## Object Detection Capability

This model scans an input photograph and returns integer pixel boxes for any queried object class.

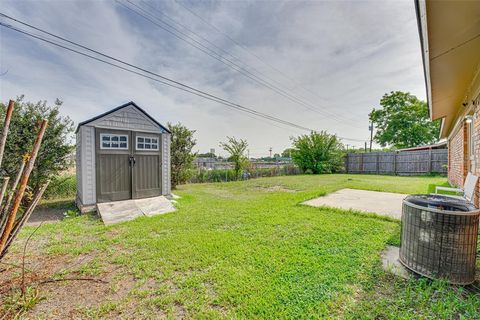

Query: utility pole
[346,144,349,151]
[369,122,374,152]
[364,142,367,152]
[247,149,250,159]
[269,147,272,158]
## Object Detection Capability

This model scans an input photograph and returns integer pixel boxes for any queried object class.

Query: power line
[0,19,314,132]
[174,0,351,115]
[141,0,343,120]
[122,0,355,126]
[174,0,304,88]
[140,0,283,86]
[0,14,366,142]
[117,0,360,127]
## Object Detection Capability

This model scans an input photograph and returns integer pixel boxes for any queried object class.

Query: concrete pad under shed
[97,195,175,225]
[303,188,407,219]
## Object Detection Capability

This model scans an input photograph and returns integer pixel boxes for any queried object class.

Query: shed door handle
[129,156,136,167]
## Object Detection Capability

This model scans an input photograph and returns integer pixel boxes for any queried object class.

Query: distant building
[193,157,217,169]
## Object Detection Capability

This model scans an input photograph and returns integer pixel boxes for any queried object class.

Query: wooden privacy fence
[346,149,448,175]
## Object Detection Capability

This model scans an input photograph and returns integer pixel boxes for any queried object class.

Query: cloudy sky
[0,0,425,156]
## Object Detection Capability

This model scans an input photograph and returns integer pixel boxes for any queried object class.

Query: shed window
[100,134,128,149]
[136,136,159,150]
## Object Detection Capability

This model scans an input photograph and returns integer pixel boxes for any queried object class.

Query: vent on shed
[400,194,480,285]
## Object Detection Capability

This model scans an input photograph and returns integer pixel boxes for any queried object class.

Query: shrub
[168,123,197,189]
[0,96,74,190]
[291,131,344,174]
[188,164,301,183]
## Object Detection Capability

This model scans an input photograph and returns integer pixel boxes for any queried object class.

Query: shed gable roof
[76,101,170,134]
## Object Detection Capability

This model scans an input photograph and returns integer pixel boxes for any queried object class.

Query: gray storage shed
[76,101,171,212]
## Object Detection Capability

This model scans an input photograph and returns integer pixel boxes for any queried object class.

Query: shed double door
[96,129,162,203]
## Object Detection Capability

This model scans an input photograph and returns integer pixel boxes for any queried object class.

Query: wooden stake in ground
[0,120,48,253]
[0,157,26,216]
[0,177,10,206]
[0,177,11,235]
[0,100,14,168]
[0,180,50,260]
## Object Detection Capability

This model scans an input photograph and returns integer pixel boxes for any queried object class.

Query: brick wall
[471,111,480,206]
[448,112,480,207]
[448,123,467,187]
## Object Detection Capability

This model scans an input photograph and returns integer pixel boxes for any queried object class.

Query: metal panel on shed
[162,133,171,195]
[80,126,96,205]
[76,130,83,202]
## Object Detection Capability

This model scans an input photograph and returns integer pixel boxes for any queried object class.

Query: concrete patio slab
[381,245,410,280]
[97,195,176,225]
[302,188,407,219]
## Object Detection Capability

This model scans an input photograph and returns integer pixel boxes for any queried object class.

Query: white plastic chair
[435,172,478,202]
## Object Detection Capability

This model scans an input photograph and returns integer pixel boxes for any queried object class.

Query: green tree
[281,148,293,158]
[369,91,440,149]
[168,122,197,189]
[219,137,249,178]
[0,96,74,190]
[291,131,344,174]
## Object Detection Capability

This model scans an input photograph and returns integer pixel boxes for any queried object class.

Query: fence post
[393,152,397,175]
[428,149,432,174]
[345,154,349,173]
[360,153,364,173]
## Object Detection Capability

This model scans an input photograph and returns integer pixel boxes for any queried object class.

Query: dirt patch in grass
[25,199,78,226]
[0,249,209,319]
[0,250,134,319]
[26,207,66,226]
[253,185,299,193]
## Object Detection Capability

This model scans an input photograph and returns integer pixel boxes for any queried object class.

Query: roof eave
[415,0,449,139]
[415,0,433,118]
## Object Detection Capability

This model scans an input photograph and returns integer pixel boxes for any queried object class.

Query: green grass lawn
[2,174,479,319]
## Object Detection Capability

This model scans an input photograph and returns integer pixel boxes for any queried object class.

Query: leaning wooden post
[0,180,50,260]
[0,120,48,253]
[0,177,10,234]
[0,100,15,168]
[0,177,10,210]
[0,157,27,219]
